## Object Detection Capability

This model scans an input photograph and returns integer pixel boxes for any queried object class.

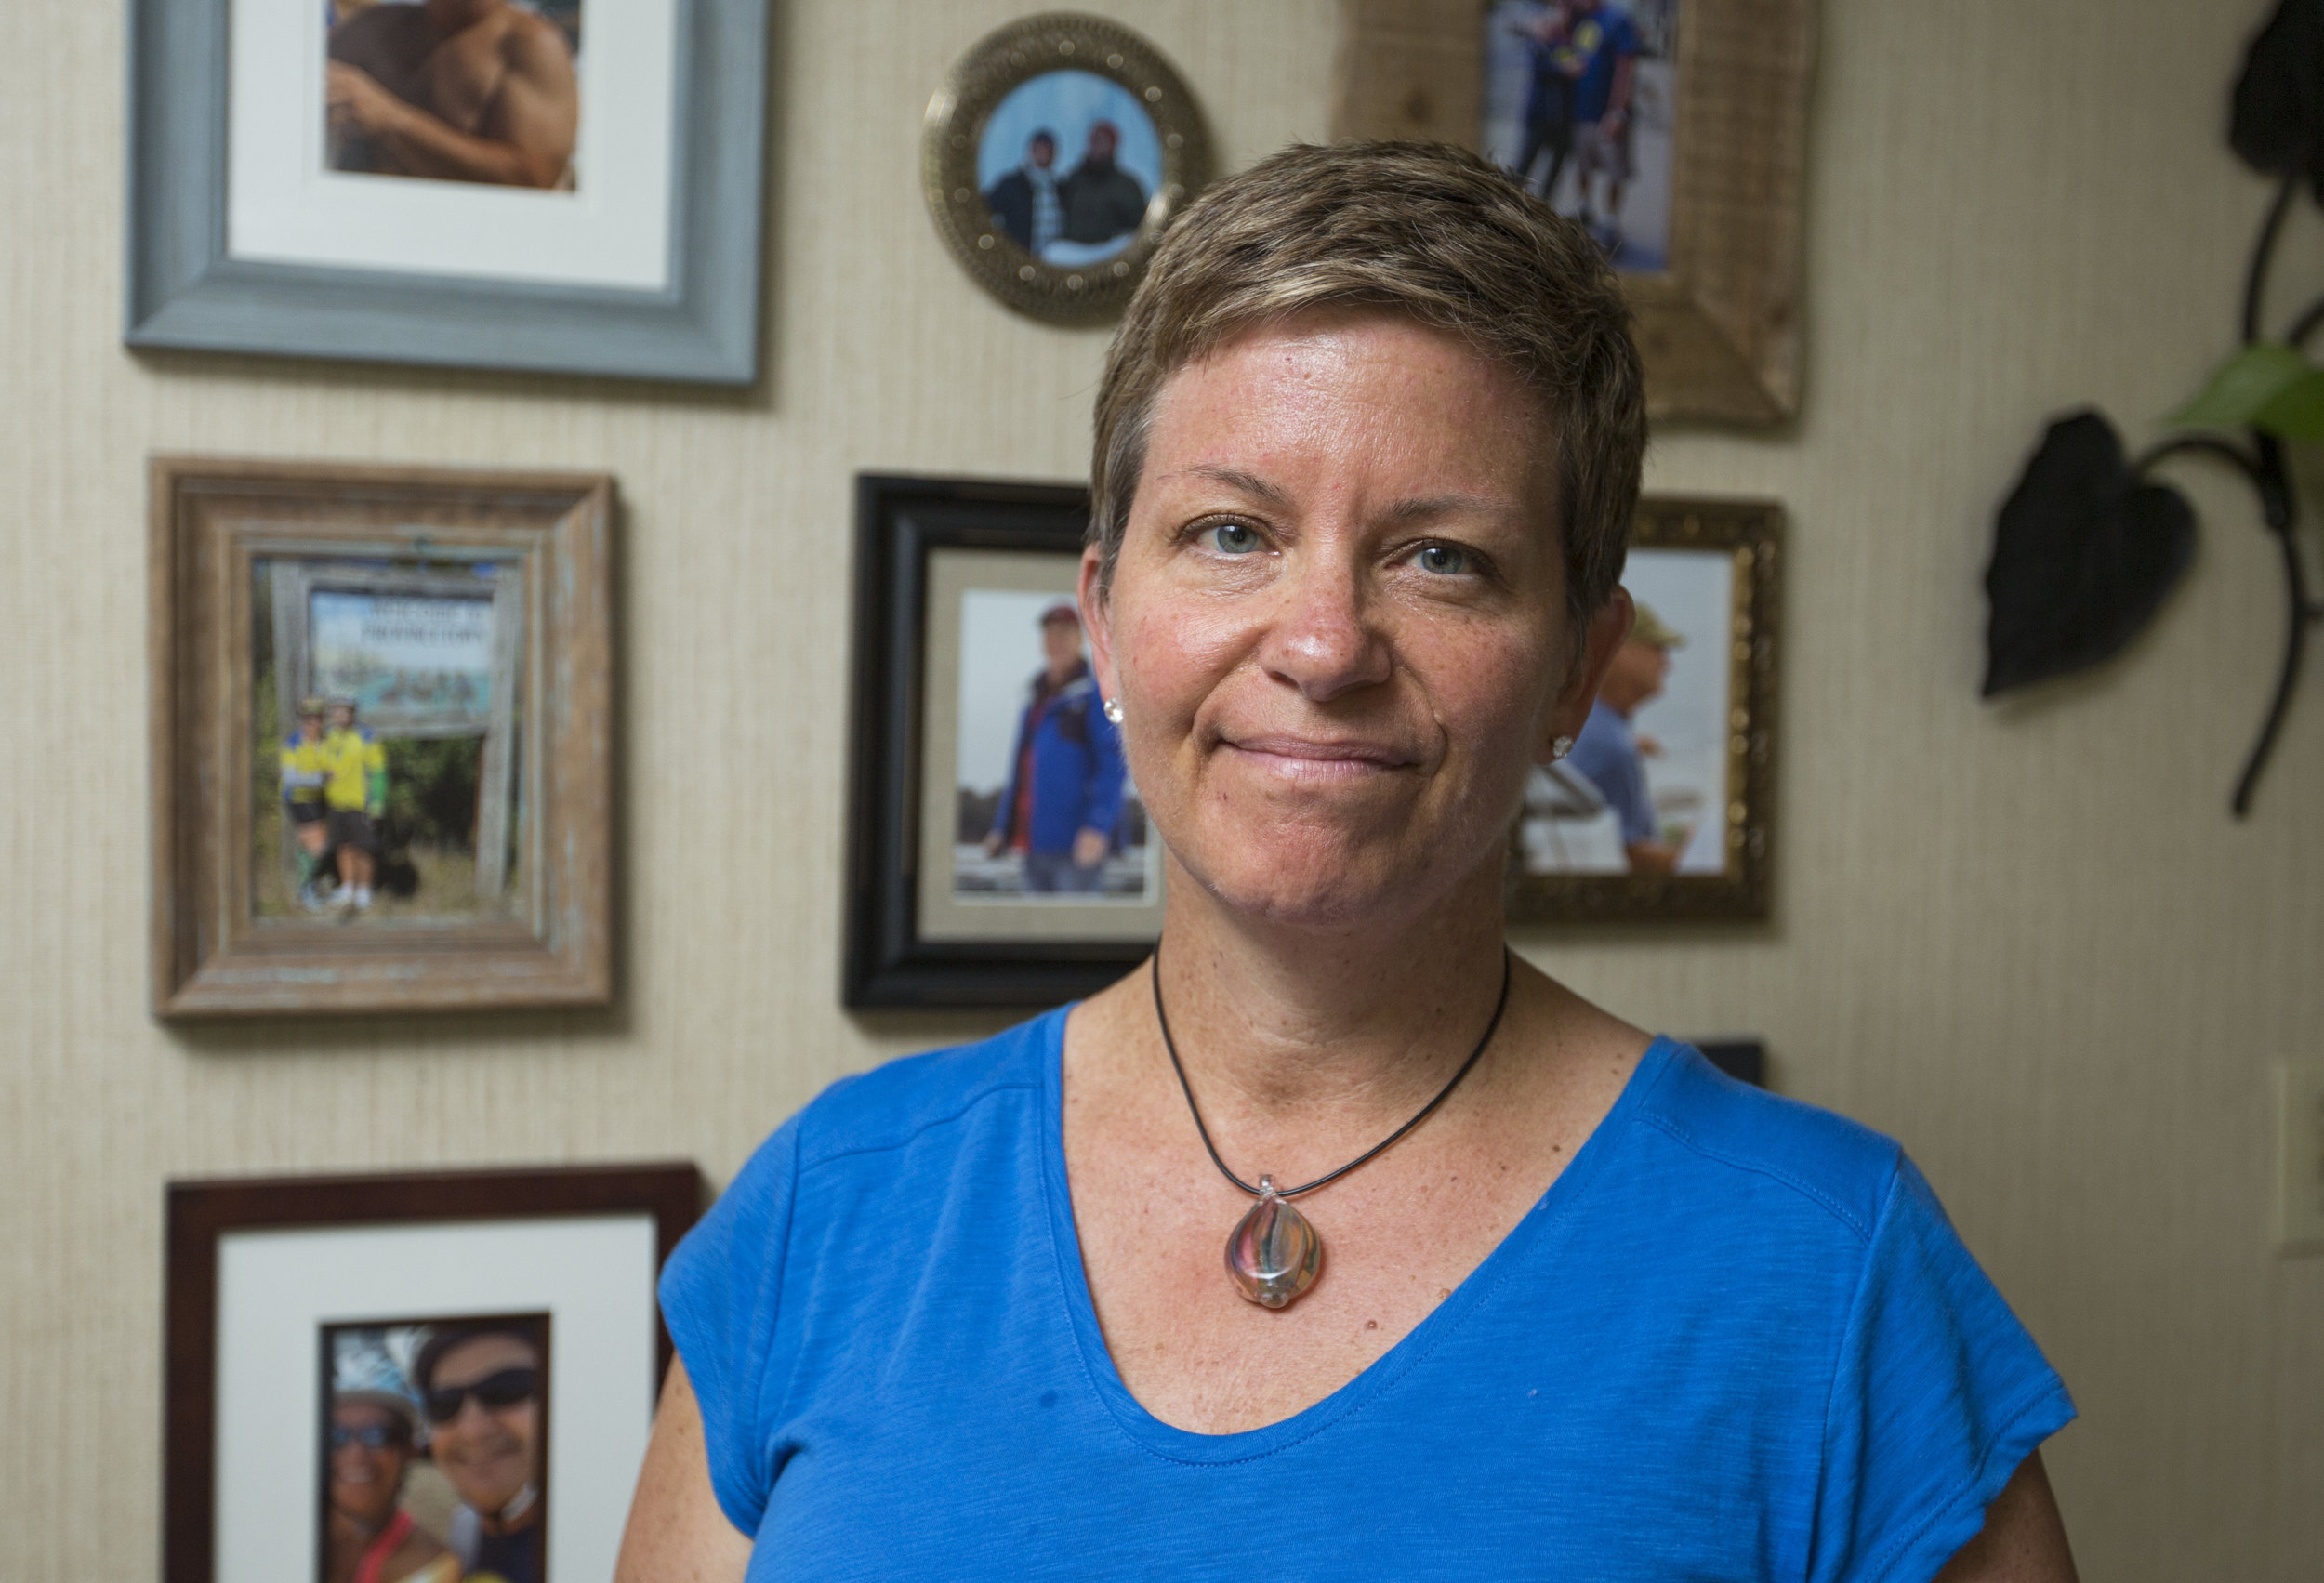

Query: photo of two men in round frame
[923,15,1211,324]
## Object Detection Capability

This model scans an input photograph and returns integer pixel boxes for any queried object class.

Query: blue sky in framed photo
[976,69,1161,195]
[1619,547,1732,873]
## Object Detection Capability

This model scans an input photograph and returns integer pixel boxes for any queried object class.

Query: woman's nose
[1259,557,1392,702]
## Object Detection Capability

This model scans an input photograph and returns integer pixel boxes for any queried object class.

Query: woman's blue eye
[1416,543,1470,575]
[1202,521,1263,555]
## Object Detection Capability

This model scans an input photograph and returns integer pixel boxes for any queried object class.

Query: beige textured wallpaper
[3,0,2319,1577]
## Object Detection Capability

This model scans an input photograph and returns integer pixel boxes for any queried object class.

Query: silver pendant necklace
[1150,947,1513,1310]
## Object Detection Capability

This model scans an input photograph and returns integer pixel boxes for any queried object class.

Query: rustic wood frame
[1333,0,1815,424]
[150,457,615,1017]
[1507,495,1782,923]
[164,1163,702,1583]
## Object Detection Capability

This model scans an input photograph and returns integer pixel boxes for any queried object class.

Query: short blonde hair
[1089,140,1645,636]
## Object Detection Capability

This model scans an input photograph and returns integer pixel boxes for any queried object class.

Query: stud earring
[1551,735,1574,759]
[1103,698,1125,725]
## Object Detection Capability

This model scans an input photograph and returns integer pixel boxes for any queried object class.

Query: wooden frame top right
[1334,0,1815,425]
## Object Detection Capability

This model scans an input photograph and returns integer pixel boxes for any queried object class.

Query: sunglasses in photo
[330,1422,410,1451]
[424,1366,538,1423]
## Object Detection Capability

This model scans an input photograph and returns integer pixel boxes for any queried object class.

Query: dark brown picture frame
[1334,0,1815,424]
[149,457,616,1018]
[1507,495,1782,923]
[165,1162,702,1583]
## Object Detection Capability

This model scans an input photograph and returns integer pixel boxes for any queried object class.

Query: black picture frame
[844,472,1157,1009]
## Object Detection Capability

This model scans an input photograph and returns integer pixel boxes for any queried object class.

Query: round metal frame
[922,13,1213,326]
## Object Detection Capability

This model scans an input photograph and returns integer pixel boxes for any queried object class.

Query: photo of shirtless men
[325,0,582,190]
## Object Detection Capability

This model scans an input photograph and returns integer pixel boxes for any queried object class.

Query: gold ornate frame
[149,457,615,1017]
[923,12,1214,326]
[1334,0,1815,424]
[1507,495,1782,924]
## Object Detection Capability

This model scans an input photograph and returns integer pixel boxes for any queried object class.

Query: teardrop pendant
[1225,1176,1323,1309]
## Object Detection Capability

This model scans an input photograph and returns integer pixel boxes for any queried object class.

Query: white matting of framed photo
[227,0,676,291]
[126,0,770,382]
[165,1165,703,1583]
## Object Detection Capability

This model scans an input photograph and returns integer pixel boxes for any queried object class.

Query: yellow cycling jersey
[317,726,386,811]
[278,734,328,805]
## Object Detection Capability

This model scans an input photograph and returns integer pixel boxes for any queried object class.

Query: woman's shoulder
[781,1009,1062,1173]
[1629,1038,1907,1247]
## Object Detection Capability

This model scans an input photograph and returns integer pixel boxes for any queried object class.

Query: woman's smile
[1216,732,1422,782]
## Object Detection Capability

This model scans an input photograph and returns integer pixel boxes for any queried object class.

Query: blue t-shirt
[1560,7,1642,125]
[662,1012,2072,1581]
[1567,696,1657,844]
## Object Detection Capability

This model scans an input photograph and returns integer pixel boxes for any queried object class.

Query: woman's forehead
[1142,316,1552,512]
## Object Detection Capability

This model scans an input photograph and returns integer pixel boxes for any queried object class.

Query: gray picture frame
[125,0,770,384]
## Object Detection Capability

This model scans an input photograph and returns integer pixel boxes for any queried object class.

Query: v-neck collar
[1034,1006,1678,1465]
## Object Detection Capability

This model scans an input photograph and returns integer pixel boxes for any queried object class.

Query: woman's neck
[1150,851,1514,1124]
[326,1508,401,1583]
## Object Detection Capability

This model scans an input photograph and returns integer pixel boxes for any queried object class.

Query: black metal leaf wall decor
[1984,414,2198,696]
[2231,0,2324,193]
[1984,0,2324,815]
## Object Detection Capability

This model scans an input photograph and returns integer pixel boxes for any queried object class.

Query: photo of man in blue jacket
[981,601,1128,893]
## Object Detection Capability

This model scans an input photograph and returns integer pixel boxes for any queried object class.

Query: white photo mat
[215,1213,659,1583]
[227,0,678,289]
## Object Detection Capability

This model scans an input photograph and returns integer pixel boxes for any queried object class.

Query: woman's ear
[1077,546,1117,700]
[1538,587,1633,763]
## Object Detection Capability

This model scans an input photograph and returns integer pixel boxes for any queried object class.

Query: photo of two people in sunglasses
[321,1315,549,1583]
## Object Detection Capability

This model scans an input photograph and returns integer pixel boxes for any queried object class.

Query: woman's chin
[1176,835,1449,929]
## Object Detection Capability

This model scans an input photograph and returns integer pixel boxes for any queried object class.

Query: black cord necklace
[1149,945,1514,1309]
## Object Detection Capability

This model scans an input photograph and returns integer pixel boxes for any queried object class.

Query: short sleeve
[1809,1155,2076,1583]
[658,1115,803,1538]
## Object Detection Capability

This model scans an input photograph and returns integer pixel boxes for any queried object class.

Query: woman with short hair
[618,140,2077,1582]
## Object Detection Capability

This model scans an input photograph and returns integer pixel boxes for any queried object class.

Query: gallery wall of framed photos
[2,3,2322,1580]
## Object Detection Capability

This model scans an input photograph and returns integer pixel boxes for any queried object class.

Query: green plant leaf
[2176,341,2315,429]
[2256,369,2324,441]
